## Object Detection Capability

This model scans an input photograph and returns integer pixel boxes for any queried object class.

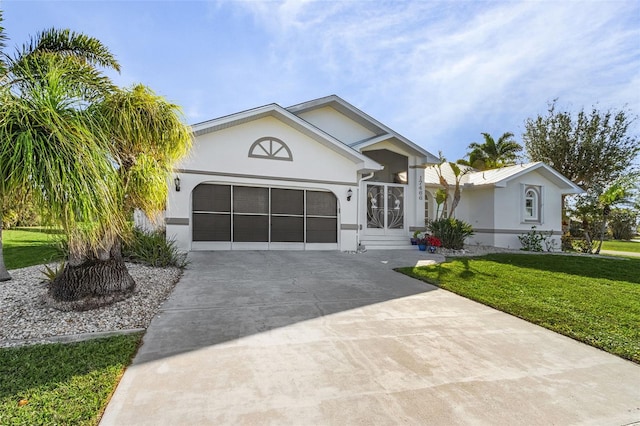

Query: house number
[418,174,423,201]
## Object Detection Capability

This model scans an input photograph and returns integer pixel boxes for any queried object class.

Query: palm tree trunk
[0,222,12,282]
[594,208,610,255]
[48,239,134,304]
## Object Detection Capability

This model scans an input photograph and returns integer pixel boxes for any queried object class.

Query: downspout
[356,172,376,250]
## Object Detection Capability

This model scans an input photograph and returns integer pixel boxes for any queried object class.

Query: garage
[191,183,338,250]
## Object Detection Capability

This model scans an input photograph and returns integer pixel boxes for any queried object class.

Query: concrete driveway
[101,251,640,425]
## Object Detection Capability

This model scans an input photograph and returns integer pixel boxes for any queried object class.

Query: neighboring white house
[423,162,584,249]
[166,95,439,252]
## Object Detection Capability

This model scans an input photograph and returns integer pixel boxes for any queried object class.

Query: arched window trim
[248,137,293,161]
[523,185,542,223]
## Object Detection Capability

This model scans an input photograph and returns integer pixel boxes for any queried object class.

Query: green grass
[2,227,64,269]
[397,253,640,363]
[601,239,640,254]
[0,334,142,425]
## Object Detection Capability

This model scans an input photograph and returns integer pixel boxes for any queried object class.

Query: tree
[46,85,191,304]
[524,100,639,253]
[433,155,469,219]
[593,177,635,254]
[523,100,639,191]
[0,12,119,282]
[0,13,191,307]
[458,132,522,170]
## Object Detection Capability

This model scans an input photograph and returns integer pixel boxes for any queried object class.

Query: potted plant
[426,235,442,253]
[418,234,441,252]
[411,230,422,245]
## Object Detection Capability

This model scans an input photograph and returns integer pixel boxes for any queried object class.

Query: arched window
[248,137,293,161]
[524,186,541,222]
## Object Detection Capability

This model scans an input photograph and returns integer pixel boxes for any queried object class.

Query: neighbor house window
[523,185,541,223]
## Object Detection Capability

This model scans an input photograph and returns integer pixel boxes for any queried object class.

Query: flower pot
[410,238,418,245]
[418,244,427,251]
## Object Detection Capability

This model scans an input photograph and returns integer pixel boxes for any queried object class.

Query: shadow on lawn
[479,253,640,285]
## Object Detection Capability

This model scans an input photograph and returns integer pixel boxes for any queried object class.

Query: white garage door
[191,184,338,250]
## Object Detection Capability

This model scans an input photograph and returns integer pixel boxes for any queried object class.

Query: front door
[365,183,405,235]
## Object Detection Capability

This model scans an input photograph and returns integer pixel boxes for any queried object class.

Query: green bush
[123,228,188,268]
[518,226,556,252]
[608,209,637,240]
[428,218,474,249]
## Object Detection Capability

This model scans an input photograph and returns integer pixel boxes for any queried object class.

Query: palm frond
[19,27,120,72]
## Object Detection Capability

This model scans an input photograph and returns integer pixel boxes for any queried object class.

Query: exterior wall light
[174,176,181,192]
[347,188,353,201]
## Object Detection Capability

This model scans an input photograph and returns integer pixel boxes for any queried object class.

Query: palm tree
[459,132,522,170]
[0,12,191,306]
[47,85,192,303]
[0,11,119,282]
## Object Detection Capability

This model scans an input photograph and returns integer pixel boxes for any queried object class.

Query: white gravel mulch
[0,263,182,348]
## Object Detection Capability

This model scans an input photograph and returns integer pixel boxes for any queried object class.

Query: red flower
[426,235,442,247]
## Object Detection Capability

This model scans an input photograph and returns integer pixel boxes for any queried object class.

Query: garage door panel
[233,214,268,242]
[234,187,268,214]
[271,216,304,242]
[307,191,337,216]
[307,217,337,243]
[271,189,304,215]
[193,184,230,212]
[193,213,230,241]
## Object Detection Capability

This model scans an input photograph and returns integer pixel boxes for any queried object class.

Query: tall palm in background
[458,132,522,170]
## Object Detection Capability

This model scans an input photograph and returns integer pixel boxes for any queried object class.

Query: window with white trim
[523,185,541,223]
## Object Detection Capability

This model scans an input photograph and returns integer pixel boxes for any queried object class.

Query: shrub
[561,232,574,251]
[428,218,474,249]
[572,238,596,253]
[518,226,556,252]
[608,208,637,240]
[123,228,188,268]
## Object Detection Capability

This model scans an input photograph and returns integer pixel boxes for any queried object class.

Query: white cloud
[225,0,640,158]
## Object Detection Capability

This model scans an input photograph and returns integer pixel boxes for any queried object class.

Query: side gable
[424,162,583,195]
[464,162,583,194]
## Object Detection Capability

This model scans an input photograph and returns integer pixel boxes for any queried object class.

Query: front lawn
[397,254,640,363]
[2,227,64,270]
[0,334,142,425]
[601,239,640,254]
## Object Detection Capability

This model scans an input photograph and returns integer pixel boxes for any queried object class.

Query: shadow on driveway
[134,250,440,363]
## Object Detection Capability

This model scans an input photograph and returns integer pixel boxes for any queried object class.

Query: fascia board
[499,163,584,194]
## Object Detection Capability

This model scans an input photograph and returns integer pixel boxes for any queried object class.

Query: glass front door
[366,184,405,234]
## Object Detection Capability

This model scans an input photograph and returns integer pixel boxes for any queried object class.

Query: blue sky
[3,0,639,161]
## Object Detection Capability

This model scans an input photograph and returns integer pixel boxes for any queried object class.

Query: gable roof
[191,103,383,173]
[287,95,440,164]
[425,162,584,194]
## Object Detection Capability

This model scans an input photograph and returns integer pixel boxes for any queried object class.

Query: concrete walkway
[600,249,640,258]
[101,251,640,425]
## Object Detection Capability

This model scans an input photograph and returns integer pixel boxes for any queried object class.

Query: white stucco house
[166,95,439,252]
[165,95,582,252]
[424,162,583,249]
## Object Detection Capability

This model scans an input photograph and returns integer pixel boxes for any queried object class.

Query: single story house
[166,95,439,252]
[165,95,582,251]
[423,162,583,249]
